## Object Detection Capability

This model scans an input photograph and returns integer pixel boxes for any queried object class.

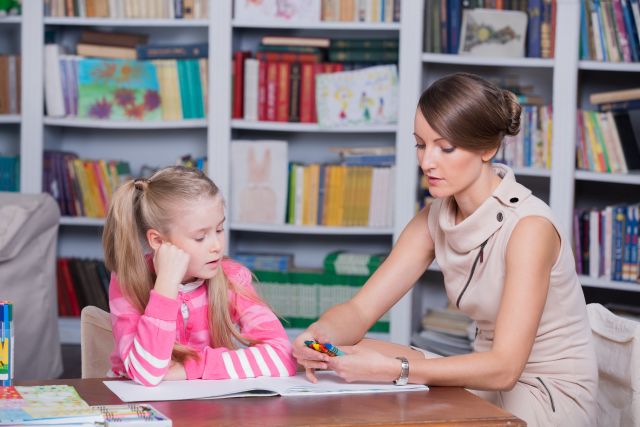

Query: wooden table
[17,378,525,427]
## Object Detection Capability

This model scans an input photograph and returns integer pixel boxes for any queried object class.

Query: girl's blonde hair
[103,165,259,363]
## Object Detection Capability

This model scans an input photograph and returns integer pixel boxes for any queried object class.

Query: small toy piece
[304,340,345,357]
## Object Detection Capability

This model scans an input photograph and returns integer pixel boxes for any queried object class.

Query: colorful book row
[424,0,555,58]
[580,0,640,62]
[254,269,390,332]
[498,105,553,170]
[286,163,394,228]
[43,150,132,218]
[0,302,13,386]
[574,204,640,283]
[56,258,110,317]
[576,109,640,173]
[0,55,20,115]
[320,0,401,22]
[45,0,208,19]
[45,45,208,121]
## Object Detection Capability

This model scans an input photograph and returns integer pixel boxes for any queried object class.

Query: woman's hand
[326,344,400,383]
[153,242,190,299]
[163,360,187,381]
[292,325,334,383]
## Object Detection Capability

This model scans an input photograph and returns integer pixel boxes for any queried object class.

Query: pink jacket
[108,259,296,386]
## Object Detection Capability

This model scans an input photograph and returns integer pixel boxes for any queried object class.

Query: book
[590,87,640,104]
[458,8,528,58]
[230,140,289,225]
[93,404,171,426]
[234,0,321,23]
[261,36,330,48]
[0,385,103,425]
[76,43,137,59]
[315,65,398,127]
[136,43,208,60]
[104,372,428,403]
[79,30,149,48]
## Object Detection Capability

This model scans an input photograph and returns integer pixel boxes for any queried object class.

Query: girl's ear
[146,228,164,251]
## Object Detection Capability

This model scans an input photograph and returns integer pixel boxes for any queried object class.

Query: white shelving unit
[11,1,637,346]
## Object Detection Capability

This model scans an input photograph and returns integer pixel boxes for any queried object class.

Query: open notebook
[104,372,429,402]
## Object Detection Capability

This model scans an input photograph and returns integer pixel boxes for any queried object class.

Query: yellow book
[302,165,312,225]
[583,111,604,172]
[83,160,106,217]
[97,159,114,207]
[334,165,347,226]
[361,167,373,226]
[308,164,320,226]
[72,159,96,218]
[199,58,208,116]
[165,60,183,120]
[321,165,333,225]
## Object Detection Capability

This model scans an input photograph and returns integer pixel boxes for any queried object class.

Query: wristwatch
[393,357,409,386]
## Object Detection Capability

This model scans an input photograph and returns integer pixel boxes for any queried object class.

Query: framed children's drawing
[458,9,528,58]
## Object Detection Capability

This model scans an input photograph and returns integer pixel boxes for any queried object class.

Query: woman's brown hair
[418,72,522,153]
[102,166,259,363]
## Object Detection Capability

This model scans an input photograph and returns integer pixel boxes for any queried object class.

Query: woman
[293,73,597,427]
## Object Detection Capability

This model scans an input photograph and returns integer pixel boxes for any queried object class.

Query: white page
[104,372,428,402]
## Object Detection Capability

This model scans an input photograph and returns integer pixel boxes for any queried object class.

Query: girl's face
[168,195,226,282]
[413,109,487,199]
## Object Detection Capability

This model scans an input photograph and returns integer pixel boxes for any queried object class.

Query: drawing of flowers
[88,98,112,119]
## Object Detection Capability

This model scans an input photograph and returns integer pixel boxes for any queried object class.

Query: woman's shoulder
[222,258,253,288]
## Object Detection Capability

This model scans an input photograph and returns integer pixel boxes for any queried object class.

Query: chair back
[587,303,640,427]
[80,306,114,378]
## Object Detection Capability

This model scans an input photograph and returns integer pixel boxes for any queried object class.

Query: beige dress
[426,164,597,427]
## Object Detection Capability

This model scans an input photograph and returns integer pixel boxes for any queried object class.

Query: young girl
[293,73,597,426]
[103,166,296,386]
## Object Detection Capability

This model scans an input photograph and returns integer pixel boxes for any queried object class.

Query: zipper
[455,238,490,308]
[536,377,556,413]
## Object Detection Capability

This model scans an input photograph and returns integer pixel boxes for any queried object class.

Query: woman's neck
[453,165,502,223]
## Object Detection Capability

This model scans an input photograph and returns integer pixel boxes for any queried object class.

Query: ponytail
[103,180,154,312]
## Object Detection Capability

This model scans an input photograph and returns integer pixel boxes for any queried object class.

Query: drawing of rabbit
[239,146,277,223]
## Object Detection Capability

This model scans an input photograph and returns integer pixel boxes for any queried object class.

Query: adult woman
[293,73,597,427]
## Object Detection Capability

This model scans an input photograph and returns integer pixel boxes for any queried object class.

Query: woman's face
[413,109,487,199]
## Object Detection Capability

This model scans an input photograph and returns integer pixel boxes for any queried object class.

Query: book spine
[136,43,209,60]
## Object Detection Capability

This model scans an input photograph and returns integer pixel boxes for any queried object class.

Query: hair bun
[503,90,522,136]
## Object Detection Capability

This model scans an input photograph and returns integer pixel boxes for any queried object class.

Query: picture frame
[458,8,528,58]
[233,0,321,23]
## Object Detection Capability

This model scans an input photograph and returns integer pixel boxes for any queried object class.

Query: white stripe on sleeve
[248,346,270,376]
[264,344,289,377]
[222,352,239,379]
[236,349,255,378]
[125,352,164,385]
[133,338,171,369]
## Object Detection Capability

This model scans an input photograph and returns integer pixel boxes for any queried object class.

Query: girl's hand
[163,360,187,381]
[326,344,400,384]
[153,242,190,299]
[292,325,333,383]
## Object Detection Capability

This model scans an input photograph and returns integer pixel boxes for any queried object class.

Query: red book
[256,51,322,63]
[258,60,267,121]
[266,61,278,121]
[276,62,290,122]
[59,258,81,316]
[299,63,315,123]
[232,51,251,118]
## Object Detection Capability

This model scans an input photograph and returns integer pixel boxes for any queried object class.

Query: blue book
[621,0,640,61]
[136,43,208,60]
[580,0,591,59]
[447,0,462,54]
[611,205,626,281]
[528,0,543,57]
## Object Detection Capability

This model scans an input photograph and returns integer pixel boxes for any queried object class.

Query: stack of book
[45,0,207,19]
[580,0,640,62]
[574,204,639,283]
[411,306,475,356]
[43,150,132,218]
[0,55,20,115]
[234,36,399,124]
[320,0,401,22]
[45,40,208,121]
[576,87,640,173]
[424,0,555,58]
[57,258,110,316]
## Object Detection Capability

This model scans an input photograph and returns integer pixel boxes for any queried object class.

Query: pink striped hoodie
[108,259,297,386]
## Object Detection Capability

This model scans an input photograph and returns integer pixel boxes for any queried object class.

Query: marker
[304,340,345,357]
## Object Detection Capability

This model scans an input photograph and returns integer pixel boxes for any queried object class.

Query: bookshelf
[9,1,638,345]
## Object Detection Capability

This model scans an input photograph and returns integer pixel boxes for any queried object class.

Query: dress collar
[437,164,531,253]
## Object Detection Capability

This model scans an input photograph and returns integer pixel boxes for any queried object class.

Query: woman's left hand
[326,344,401,383]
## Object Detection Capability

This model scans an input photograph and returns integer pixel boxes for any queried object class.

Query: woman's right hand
[292,324,334,383]
[153,242,190,299]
